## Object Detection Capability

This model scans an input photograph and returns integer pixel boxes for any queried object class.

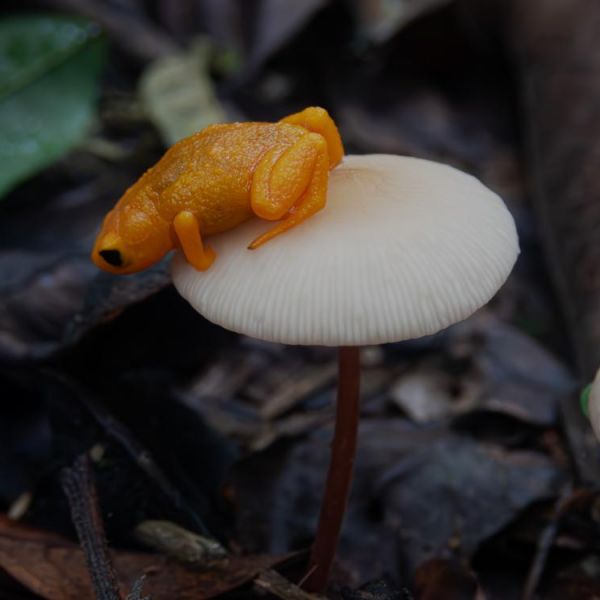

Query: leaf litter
[0,0,595,598]
[0,515,289,600]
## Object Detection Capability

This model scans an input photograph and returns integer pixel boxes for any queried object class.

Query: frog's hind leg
[280,106,344,168]
[173,211,216,271]
[249,132,329,249]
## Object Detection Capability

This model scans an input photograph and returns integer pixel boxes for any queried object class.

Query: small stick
[302,346,361,592]
[255,569,325,600]
[61,453,123,600]
[125,576,150,600]
[522,484,573,600]
[44,369,209,535]
[80,391,209,535]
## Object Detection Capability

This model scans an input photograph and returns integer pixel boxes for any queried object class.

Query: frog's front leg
[248,133,329,249]
[173,211,216,271]
[280,107,344,168]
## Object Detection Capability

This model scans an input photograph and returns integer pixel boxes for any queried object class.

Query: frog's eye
[99,248,123,267]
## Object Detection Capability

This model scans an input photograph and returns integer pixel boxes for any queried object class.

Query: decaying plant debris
[1,0,600,598]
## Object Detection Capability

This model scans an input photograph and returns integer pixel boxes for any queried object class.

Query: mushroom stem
[303,346,361,593]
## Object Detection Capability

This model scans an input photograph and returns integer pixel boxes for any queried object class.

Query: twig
[125,576,150,600]
[522,484,573,600]
[255,569,325,600]
[258,363,337,420]
[557,392,600,488]
[133,520,227,564]
[83,394,210,536]
[60,453,122,600]
[44,369,210,536]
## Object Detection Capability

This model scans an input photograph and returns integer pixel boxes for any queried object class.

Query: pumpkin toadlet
[171,153,520,591]
[91,106,343,274]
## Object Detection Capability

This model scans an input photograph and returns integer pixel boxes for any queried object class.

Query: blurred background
[1,0,600,598]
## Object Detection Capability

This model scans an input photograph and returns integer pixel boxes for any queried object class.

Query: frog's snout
[98,248,123,267]
[93,230,130,272]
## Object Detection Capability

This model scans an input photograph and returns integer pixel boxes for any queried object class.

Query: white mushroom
[171,154,519,592]
[173,155,518,346]
[586,369,600,441]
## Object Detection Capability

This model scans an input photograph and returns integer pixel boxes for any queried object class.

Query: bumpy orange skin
[92,107,344,274]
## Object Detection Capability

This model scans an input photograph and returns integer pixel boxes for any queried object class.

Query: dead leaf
[0,170,171,362]
[139,38,228,146]
[414,558,484,600]
[64,285,234,378]
[256,363,336,420]
[187,348,265,400]
[448,312,574,426]
[375,431,564,571]
[340,578,411,599]
[254,568,326,599]
[232,420,565,582]
[243,0,329,74]
[0,515,286,600]
[0,254,96,361]
[179,344,402,453]
[390,367,455,423]
[352,0,453,44]
[196,0,329,76]
[545,556,600,599]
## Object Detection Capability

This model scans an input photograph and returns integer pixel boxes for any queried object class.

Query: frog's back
[138,121,306,233]
[186,122,306,172]
[146,122,304,195]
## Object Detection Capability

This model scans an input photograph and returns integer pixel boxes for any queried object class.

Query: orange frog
[92,107,344,274]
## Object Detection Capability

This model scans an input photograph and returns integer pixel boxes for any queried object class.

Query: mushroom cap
[172,154,519,346]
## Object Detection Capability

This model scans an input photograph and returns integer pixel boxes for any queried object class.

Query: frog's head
[92,200,172,275]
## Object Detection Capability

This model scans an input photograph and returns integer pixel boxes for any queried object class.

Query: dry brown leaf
[415,558,485,600]
[0,515,285,600]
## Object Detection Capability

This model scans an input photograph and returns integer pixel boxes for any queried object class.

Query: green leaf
[581,383,592,418]
[0,15,105,198]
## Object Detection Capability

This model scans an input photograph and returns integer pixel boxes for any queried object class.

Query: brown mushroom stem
[303,346,361,593]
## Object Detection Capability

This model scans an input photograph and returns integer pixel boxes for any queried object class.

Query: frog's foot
[249,133,329,249]
[280,106,344,169]
[173,211,216,271]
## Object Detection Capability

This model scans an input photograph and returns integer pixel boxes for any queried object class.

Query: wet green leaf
[0,15,105,197]
[581,383,592,418]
